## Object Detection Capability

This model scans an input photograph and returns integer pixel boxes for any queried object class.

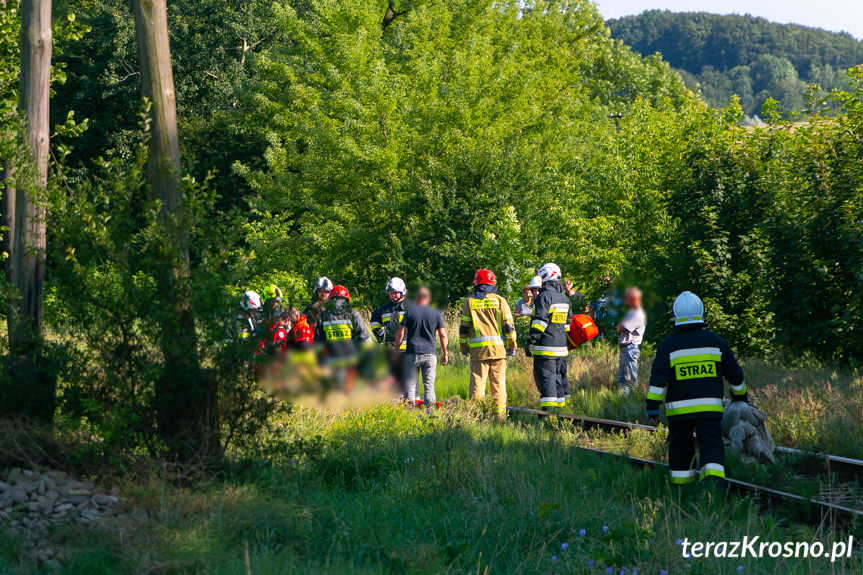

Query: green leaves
[239,0,691,304]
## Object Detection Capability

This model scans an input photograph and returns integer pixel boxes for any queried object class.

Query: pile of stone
[0,467,129,534]
[0,468,145,566]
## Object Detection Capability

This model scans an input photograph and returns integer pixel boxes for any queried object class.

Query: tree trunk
[2,165,14,285]
[381,1,402,34]
[132,0,219,463]
[2,0,11,283]
[2,0,54,422]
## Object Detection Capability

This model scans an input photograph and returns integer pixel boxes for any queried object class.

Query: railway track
[505,406,863,525]
[505,406,863,474]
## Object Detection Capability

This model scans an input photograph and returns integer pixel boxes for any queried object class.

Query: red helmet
[329,285,351,300]
[474,269,497,286]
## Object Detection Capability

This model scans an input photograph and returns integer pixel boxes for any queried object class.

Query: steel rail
[574,444,863,522]
[506,406,863,470]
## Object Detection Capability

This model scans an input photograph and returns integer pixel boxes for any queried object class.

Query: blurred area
[230,284,401,409]
[253,344,395,410]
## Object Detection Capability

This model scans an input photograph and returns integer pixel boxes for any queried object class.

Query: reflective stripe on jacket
[646,324,747,421]
[314,308,372,359]
[459,287,516,361]
[371,300,406,350]
[527,280,571,358]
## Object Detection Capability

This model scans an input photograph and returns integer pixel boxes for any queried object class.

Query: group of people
[234,262,749,487]
[513,272,648,398]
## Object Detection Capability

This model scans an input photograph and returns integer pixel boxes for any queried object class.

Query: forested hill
[608,11,863,116]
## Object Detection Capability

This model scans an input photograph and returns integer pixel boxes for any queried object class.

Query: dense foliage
[661,83,863,362]
[609,11,863,116]
[237,0,689,304]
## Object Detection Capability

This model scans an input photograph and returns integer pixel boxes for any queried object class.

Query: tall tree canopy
[238,0,690,303]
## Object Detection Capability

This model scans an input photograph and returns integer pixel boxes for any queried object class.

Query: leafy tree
[609,11,863,76]
[655,100,775,355]
[759,73,863,362]
[50,0,280,209]
[46,114,255,457]
[3,0,54,422]
[750,54,805,112]
[238,0,690,305]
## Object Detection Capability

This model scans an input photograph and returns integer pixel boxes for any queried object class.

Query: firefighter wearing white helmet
[646,291,748,487]
[234,290,263,341]
[371,277,408,344]
[303,277,334,331]
[371,277,410,393]
[527,263,572,410]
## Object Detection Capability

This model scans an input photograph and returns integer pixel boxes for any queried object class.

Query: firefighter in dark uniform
[370,277,409,392]
[313,285,372,392]
[646,291,748,485]
[526,263,572,410]
[303,277,334,331]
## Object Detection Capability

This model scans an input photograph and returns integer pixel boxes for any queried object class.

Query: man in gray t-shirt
[616,287,647,394]
[394,288,449,407]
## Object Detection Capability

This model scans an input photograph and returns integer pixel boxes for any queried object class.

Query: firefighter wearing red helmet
[458,269,517,418]
[313,285,371,391]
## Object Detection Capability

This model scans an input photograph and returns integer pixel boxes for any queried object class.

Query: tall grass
[435,331,863,458]
[3,404,859,574]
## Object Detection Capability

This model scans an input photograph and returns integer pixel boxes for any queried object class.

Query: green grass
[3,342,863,574]
[2,403,862,574]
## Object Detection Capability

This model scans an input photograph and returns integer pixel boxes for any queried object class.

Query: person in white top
[616,287,647,394]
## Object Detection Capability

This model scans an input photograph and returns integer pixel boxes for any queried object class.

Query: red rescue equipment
[293,315,314,343]
[567,314,599,349]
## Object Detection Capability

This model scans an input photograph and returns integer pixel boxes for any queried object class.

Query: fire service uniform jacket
[527,280,571,359]
[645,324,748,422]
[646,323,748,485]
[371,300,407,352]
[527,280,572,407]
[313,308,371,364]
[458,285,517,361]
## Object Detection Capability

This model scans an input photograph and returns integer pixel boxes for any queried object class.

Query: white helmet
[386,277,406,295]
[241,290,263,311]
[314,277,333,292]
[537,263,561,283]
[528,275,543,289]
[673,291,705,326]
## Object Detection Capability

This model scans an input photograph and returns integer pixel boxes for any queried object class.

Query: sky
[596,0,863,40]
